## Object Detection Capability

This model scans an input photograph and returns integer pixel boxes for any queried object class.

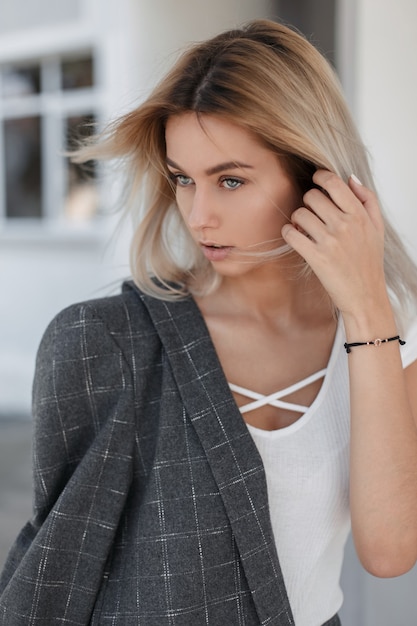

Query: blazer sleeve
[0,298,138,623]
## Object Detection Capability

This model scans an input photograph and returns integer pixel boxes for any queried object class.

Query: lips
[200,242,233,262]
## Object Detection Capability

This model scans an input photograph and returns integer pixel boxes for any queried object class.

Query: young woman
[1,19,417,626]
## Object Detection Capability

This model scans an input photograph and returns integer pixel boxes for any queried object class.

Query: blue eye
[174,174,193,187]
[220,177,244,190]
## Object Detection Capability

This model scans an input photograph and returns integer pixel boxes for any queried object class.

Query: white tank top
[230,315,417,626]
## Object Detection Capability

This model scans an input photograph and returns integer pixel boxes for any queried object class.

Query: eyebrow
[166,157,254,176]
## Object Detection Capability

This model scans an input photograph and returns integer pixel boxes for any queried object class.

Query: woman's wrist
[340,295,398,343]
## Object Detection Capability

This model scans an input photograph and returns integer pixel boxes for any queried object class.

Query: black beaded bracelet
[344,335,406,354]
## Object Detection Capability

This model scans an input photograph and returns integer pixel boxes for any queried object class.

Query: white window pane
[2,64,41,98]
[64,114,98,222]
[4,116,42,218]
[62,55,93,91]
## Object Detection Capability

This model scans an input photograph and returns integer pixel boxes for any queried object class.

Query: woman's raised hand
[282,169,387,318]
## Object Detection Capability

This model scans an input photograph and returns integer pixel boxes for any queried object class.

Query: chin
[211,260,266,279]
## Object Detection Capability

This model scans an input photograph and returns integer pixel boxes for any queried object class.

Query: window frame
[0,48,104,234]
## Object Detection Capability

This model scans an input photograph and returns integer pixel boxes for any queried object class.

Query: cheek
[175,190,191,219]
[245,197,288,229]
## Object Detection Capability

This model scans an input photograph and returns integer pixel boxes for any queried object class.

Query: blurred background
[0,0,416,623]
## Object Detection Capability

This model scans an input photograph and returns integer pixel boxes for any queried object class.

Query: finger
[302,188,344,227]
[348,174,384,233]
[290,206,327,243]
[312,170,364,215]
[281,222,316,259]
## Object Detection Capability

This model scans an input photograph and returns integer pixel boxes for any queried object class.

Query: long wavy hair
[73,19,417,317]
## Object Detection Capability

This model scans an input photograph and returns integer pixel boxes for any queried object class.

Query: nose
[186,188,220,232]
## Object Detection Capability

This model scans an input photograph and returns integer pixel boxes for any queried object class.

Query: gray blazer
[0,282,340,625]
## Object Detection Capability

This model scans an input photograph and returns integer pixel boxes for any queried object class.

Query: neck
[201,260,333,326]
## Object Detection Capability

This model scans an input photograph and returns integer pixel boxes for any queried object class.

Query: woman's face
[165,112,302,278]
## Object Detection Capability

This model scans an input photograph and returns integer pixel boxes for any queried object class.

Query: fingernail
[350,173,363,185]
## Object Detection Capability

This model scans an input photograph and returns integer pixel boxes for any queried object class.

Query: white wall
[355,0,417,262]
[339,4,417,624]
[0,234,122,414]
[127,0,274,99]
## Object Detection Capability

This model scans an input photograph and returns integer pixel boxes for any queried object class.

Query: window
[4,116,42,218]
[0,51,101,225]
[65,113,97,221]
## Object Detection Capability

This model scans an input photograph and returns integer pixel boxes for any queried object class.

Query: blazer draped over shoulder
[0,282,340,625]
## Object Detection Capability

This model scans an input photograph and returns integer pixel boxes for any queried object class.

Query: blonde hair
[74,19,417,312]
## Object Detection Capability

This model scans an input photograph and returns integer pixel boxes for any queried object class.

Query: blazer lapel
[131,284,294,626]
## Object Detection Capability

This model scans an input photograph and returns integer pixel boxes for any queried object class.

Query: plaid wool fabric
[0,282,342,625]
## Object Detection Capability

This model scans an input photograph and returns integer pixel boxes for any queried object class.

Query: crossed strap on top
[229,368,327,415]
